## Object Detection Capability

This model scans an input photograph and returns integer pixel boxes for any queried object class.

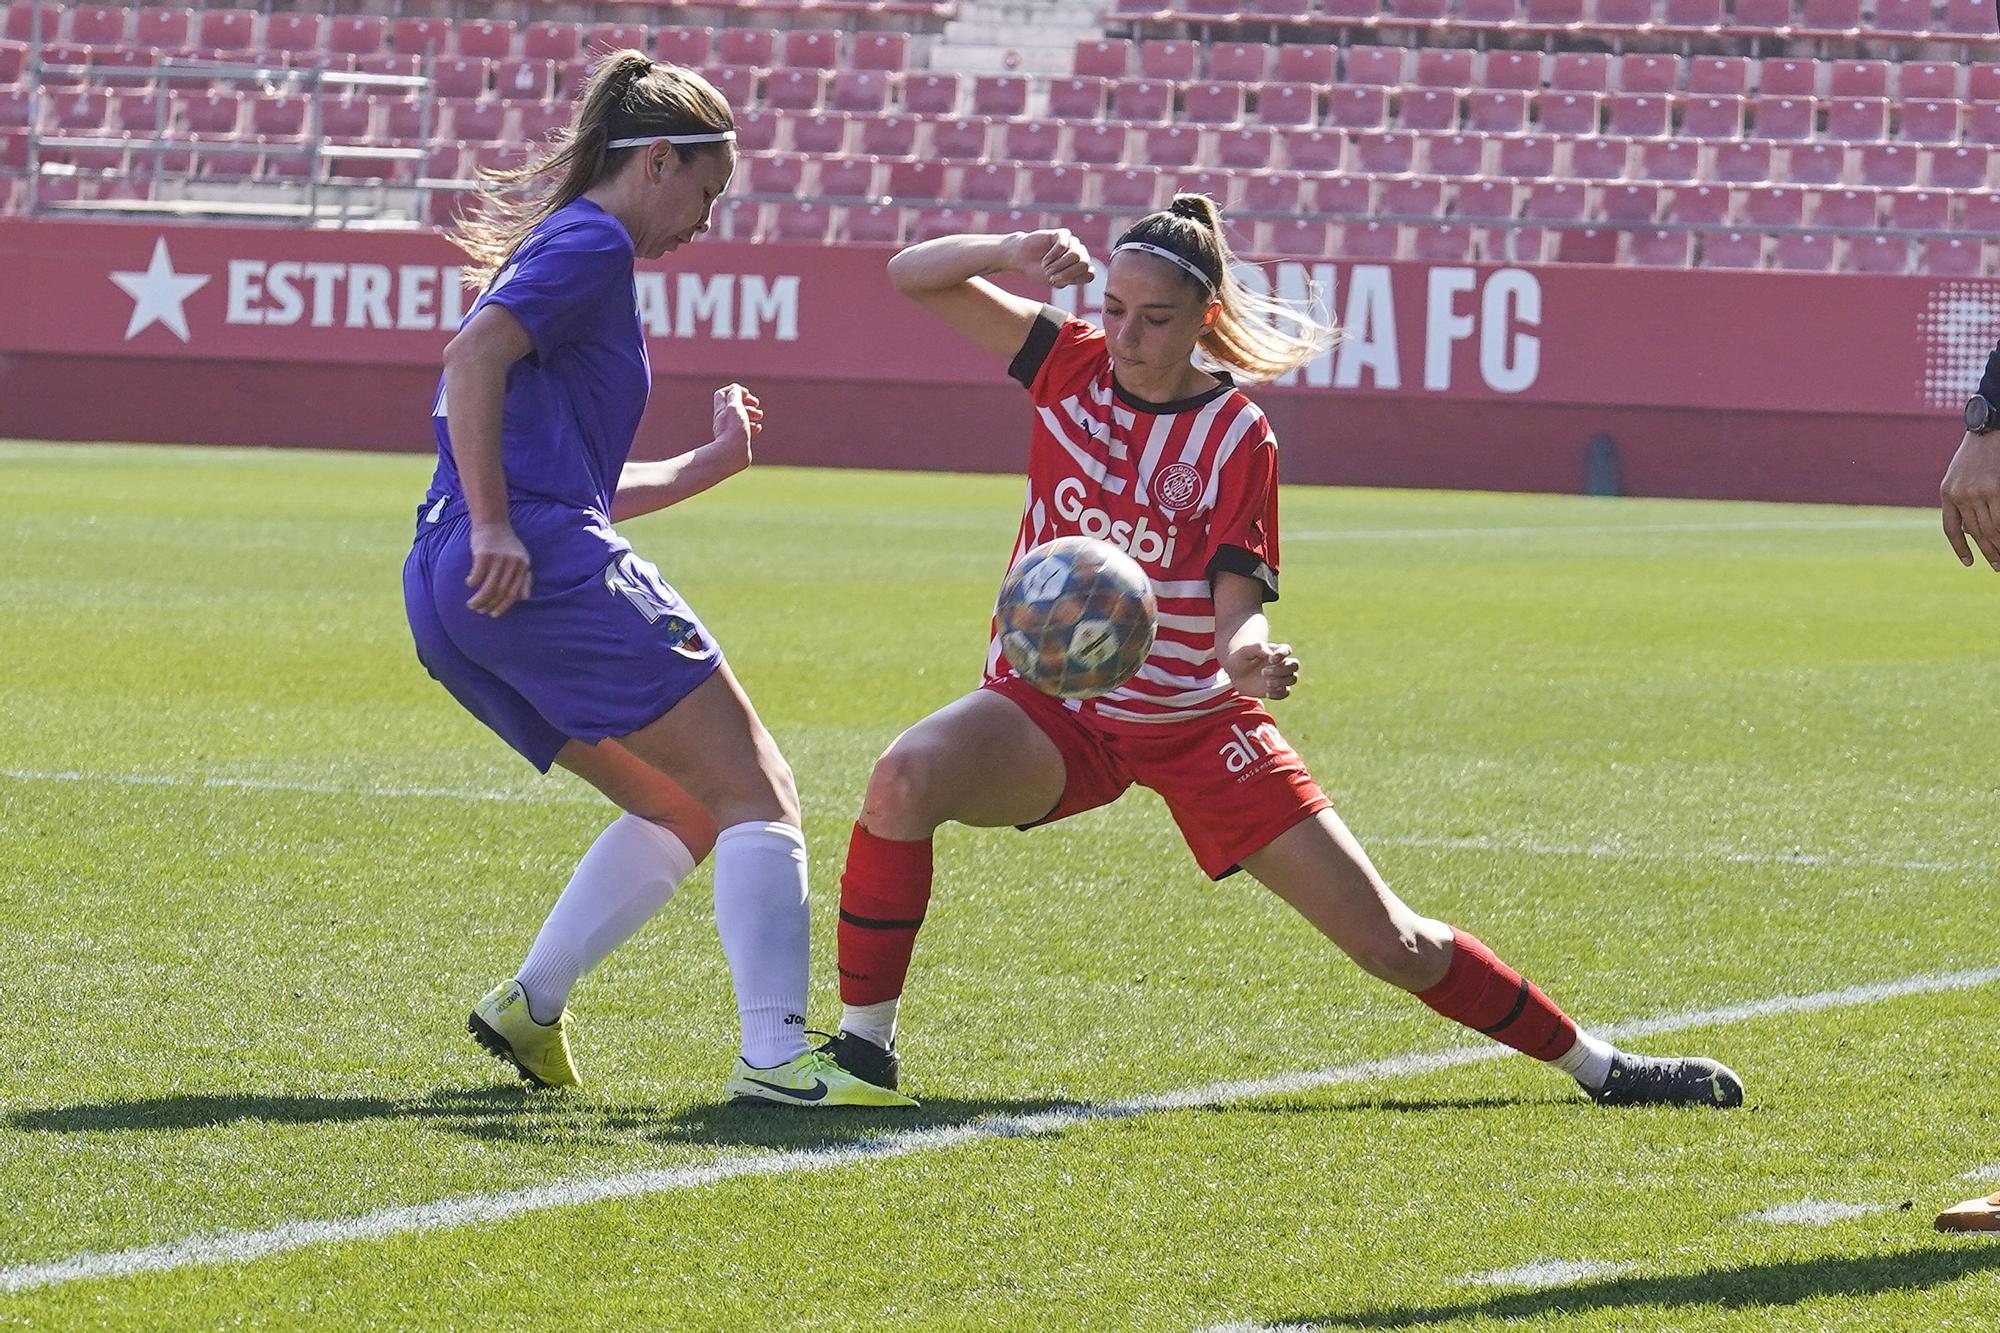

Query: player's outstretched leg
[1243,811,1743,1109]
[1937,1191,2000,1232]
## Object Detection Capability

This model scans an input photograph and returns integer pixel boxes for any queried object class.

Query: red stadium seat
[1526,0,1586,24]
[1966,103,2000,144]
[1682,96,1745,139]
[1638,139,1701,179]
[1538,93,1603,135]
[527,23,584,61]
[446,100,506,144]
[1526,179,1589,219]
[432,58,488,101]
[1413,223,1475,262]
[653,29,711,68]
[197,8,255,53]
[1213,127,1276,169]
[929,117,989,160]
[1324,86,1388,130]
[1413,48,1474,88]
[1926,145,1990,189]
[1459,0,1519,21]
[1856,143,1917,186]
[783,31,841,70]
[1003,121,1061,162]
[1809,186,1878,227]
[1345,47,1407,86]
[252,95,306,138]
[318,94,373,140]
[178,91,238,135]
[1700,230,1765,267]
[851,33,909,72]
[1397,89,1459,132]
[1570,136,1632,179]
[772,201,832,243]
[1944,0,1993,31]
[1550,52,1611,91]
[1260,218,1335,259]
[1824,99,1887,142]
[134,7,192,52]
[1242,170,1303,212]
[391,18,449,57]
[261,14,322,59]
[1714,139,1776,182]
[495,60,555,103]
[1482,51,1543,91]
[1098,167,1159,211]
[1592,0,1657,26]
[1026,163,1085,206]
[1828,60,1888,98]
[1868,0,1931,30]
[886,158,944,200]
[1497,134,1559,178]
[734,110,780,154]
[51,89,109,130]
[1797,0,1860,35]
[1662,0,1725,30]
[1071,124,1130,164]
[1784,143,1847,184]
[1184,82,1246,124]
[1607,93,1671,138]
[1281,127,1344,171]
[1258,82,1318,126]
[1666,182,1728,222]
[1210,43,1269,81]
[1275,44,1337,82]
[1920,237,1984,276]
[1380,177,1443,217]
[900,74,959,116]
[1899,63,1959,100]
[1750,96,1814,141]
[764,69,824,112]
[1455,178,1515,218]
[1602,182,1662,220]
[1175,168,1239,206]
[1315,175,1371,213]
[1110,79,1172,123]
[1888,188,1949,229]
[1139,40,1198,79]
[745,153,806,197]
[1468,91,1530,134]
[970,76,1026,117]
[517,102,567,146]
[1387,0,1452,25]
[328,16,386,57]
[1047,77,1107,120]
[1628,229,1694,266]
[1771,233,1836,270]
[68,6,126,47]
[719,30,778,68]
[787,113,848,155]
[817,156,877,200]
[957,160,1018,204]
[1964,192,2000,230]
[1617,54,1679,94]
[841,204,905,244]
[1145,124,1201,166]
[1426,132,1488,175]
[1338,221,1401,260]
[1896,101,1958,144]
[1688,56,1750,94]
[457,20,512,59]
[111,91,162,132]
[1759,59,1817,96]
[1353,130,1416,173]
[832,71,892,115]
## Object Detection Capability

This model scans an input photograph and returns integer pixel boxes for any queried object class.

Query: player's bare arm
[442,302,536,617]
[610,384,764,523]
[886,230,1096,359]
[1213,569,1299,700]
[1940,429,2000,570]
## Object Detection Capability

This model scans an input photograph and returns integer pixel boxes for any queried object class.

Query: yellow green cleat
[468,979,581,1089]
[725,1048,917,1108]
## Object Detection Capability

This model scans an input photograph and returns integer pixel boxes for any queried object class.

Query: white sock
[712,820,811,1068]
[839,998,900,1051]
[515,814,696,1025]
[1551,1028,1617,1090]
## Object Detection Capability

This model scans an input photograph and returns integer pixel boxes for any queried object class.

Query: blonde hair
[1114,195,1336,383]
[449,50,734,289]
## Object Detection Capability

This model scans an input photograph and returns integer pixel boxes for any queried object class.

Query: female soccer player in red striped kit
[820,196,1744,1109]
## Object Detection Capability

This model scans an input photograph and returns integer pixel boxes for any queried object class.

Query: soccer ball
[996,536,1157,699]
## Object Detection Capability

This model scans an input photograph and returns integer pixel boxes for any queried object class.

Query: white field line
[1744,1199,1899,1226]
[1291,517,1924,542]
[4,965,1999,1298]
[1466,1259,1639,1288]
[1958,1163,2000,1184]
[1,769,1976,877]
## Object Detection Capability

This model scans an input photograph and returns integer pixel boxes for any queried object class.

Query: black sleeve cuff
[1208,545,1278,603]
[1979,345,2000,405]
[1007,304,1067,389]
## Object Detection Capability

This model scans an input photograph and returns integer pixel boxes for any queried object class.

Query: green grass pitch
[2,439,1997,1329]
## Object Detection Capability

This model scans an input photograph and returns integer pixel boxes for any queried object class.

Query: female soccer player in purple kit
[403,51,908,1107]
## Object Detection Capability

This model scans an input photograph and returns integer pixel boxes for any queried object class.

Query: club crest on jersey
[1151,462,1203,513]
[1053,476,1178,567]
[1218,720,1287,775]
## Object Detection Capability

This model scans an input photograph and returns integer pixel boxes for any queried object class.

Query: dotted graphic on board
[1919,282,2000,409]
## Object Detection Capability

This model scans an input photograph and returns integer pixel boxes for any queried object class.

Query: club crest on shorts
[1152,462,1202,513]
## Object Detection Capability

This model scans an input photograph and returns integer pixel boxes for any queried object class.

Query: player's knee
[647,807,717,863]
[863,742,948,833]
[1348,923,1450,991]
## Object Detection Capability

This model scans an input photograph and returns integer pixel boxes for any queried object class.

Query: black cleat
[815,1030,900,1091]
[1588,1052,1743,1108]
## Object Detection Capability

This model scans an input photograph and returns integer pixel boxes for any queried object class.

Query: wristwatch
[1967,394,1999,434]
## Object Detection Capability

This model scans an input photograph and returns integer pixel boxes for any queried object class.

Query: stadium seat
[1926,145,1990,189]
[1175,168,1238,206]
[528,23,585,61]
[1602,182,1662,221]
[1048,77,1107,120]
[1242,170,1303,212]
[886,158,944,200]
[1888,188,1949,229]
[735,109,780,153]
[1592,0,1657,26]
[1324,86,1388,130]
[1538,93,1603,135]
[318,94,372,140]
[517,102,567,145]
[1828,60,1889,98]
[1071,124,1130,164]
[1184,82,1246,124]
[1966,103,2000,144]
[1145,124,1201,166]
[1422,132,1485,176]
[1550,52,1612,91]
[1482,51,1543,91]
[1338,220,1401,260]
[1667,182,1729,222]
[325,15,386,57]
[1797,0,1861,36]
[817,156,877,200]
[1380,177,1443,217]
[901,75,959,116]
[1869,0,1931,30]
[1856,143,1917,186]
[1662,0,1725,30]
[1964,192,2000,231]
[1110,79,1172,123]
[1397,89,1459,132]
[1354,130,1416,173]
[50,89,108,130]
[654,28,711,67]
[763,70,822,112]
[1700,230,1764,267]
[719,29,778,68]
[1683,96,1746,139]
[1759,58,1817,96]
[445,100,506,144]
[68,6,126,47]
[1944,0,1993,31]
[1210,43,1269,82]
[1920,237,1984,275]
[252,95,306,138]
[457,20,512,59]
[831,71,892,115]
[771,201,831,243]
[746,153,806,197]
[1345,47,1407,86]
[1688,56,1751,95]
[1809,186,1878,227]
[1785,142,1847,184]
[432,58,488,101]
[787,113,847,155]
[1003,121,1061,162]
[1638,140,1701,180]
[1027,163,1085,206]
[495,60,555,103]
[196,9,255,53]
[841,203,904,244]
[783,31,841,70]
[1139,40,1198,80]
[1315,175,1371,213]
[111,91,162,133]
[1497,135,1559,178]
[1258,82,1318,126]
[1608,94,1671,138]
[1772,233,1836,270]
[1213,127,1276,169]
[956,160,1018,205]
[850,33,908,72]
[1260,218,1335,259]
[1413,48,1474,88]
[1387,0,1452,26]
[1751,96,1815,141]
[1412,223,1475,262]
[390,17,448,57]
[1455,177,1514,218]
[1098,167,1158,211]
[1468,91,1530,134]
[970,76,1026,117]
[1741,183,1805,225]
[1627,229,1694,266]
[1275,44,1337,83]
[1898,102,1959,144]
[1618,55,1680,95]
[1569,137,1632,179]
[178,91,238,135]
[1898,63,1959,100]
[1824,99,1887,142]
[929,118,988,160]
[1281,127,1344,171]
[1074,38,1131,78]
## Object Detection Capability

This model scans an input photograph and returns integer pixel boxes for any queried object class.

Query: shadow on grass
[1227,1095,1544,1116]
[1286,1245,2000,1329]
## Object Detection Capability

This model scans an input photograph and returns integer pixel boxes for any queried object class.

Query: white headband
[607,131,737,148]
[1112,241,1214,292]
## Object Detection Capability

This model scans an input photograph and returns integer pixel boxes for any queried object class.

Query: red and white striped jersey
[984,308,1282,730]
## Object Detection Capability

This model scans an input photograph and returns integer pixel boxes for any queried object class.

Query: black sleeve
[1979,344,2000,404]
[1207,546,1279,603]
[1006,304,1067,389]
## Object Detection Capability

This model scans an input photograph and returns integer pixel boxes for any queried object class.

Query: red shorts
[984,676,1333,880]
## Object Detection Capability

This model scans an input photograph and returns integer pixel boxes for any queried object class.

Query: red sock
[837,822,934,1006]
[1416,929,1579,1061]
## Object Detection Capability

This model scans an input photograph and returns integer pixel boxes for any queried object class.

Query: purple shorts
[403,501,724,771]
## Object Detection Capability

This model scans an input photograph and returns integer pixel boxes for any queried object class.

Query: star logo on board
[109,238,211,343]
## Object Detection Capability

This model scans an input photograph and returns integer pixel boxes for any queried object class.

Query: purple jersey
[424,198,648,518]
